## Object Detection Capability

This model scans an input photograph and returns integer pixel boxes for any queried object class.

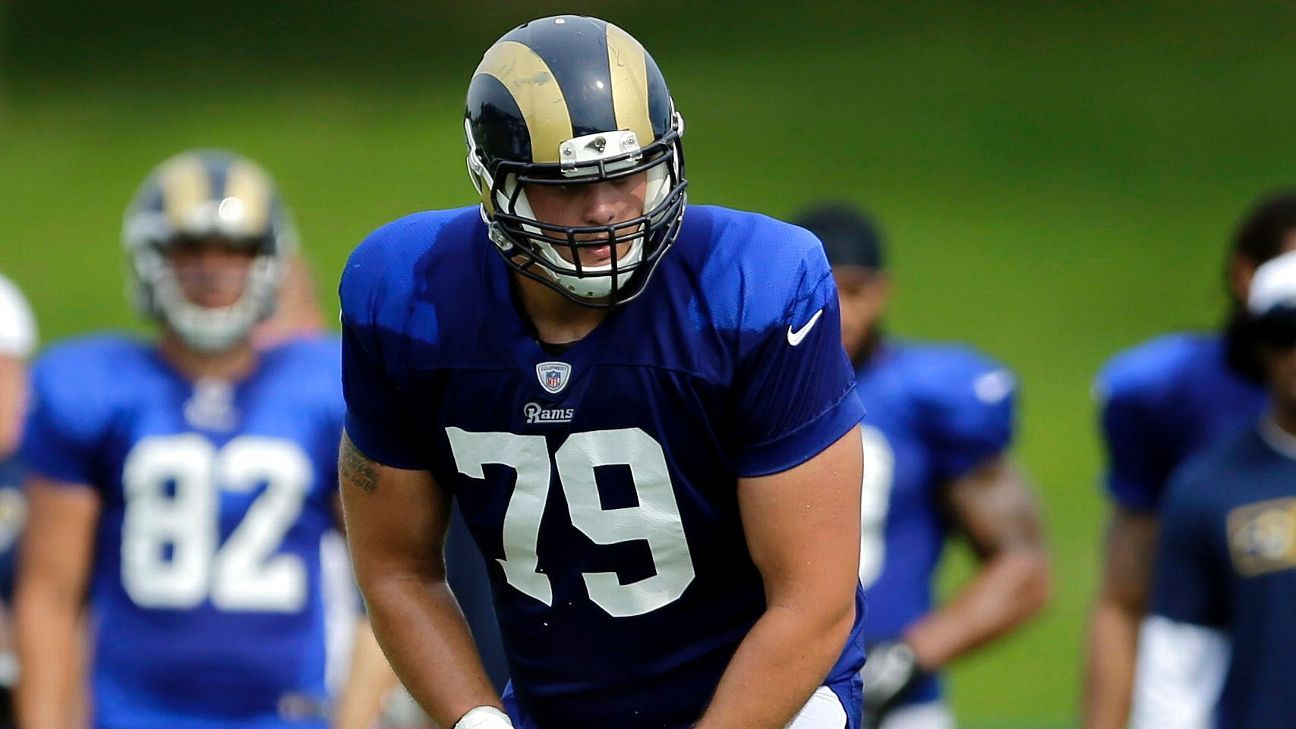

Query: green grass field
[5,2,1296,726]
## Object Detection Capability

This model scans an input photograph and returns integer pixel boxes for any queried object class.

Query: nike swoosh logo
[786,309,824,346]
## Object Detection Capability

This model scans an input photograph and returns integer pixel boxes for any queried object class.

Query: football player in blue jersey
[14,150,353,729]
[338,15,867,729]
[795,205,1051,729]
[1130,250,1296,729]
[0,272,36,726]
[1082,192,1296,729]
[0,273,36,463]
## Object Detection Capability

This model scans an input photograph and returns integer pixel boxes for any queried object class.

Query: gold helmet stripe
[158,153,212,232]
[605,22,654,148]
[474,40,574,164]
[224,159,273,236]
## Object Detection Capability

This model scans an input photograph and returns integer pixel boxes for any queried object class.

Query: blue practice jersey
[22,335,345,729]
[1150,424,1296,728]
[1095,333,1265,512]
[854,342,1015,706]
[340,205,867,729]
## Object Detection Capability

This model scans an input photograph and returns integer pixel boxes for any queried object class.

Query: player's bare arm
[338,431,501,728]
[904,455,1050,669]
[15,478,99,729]
[331,615,403,729]
[696,425,863,729]
[328,491,403,729]
[1082,506,1158,729]
[0,356,25,459]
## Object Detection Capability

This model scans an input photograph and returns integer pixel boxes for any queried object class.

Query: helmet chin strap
[494,161,672,300]
[535,237,645,300]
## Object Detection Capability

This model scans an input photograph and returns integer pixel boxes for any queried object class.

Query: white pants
[320,530,360,694]
[877,702,956,729]
[786,686,850,728]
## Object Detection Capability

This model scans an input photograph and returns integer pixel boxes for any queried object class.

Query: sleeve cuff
[1107,474,1161,513]
[344,412,429,471]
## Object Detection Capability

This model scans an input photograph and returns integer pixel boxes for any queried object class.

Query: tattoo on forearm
[340,435,380,494]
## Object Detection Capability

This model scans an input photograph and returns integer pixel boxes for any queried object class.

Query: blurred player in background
[14,149,357,729]
[0,273,36,461]
[1130,250,1296,728]
[1083,192,1296,729]
[796,204,1050,728]
[0,271,35,726]
[340,15,866,729]
[241,157,511,729]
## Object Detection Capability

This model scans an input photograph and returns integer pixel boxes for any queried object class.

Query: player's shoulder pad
[692,206,835,333]
[339,206,479,332]
[901,341,1018,409]
[29,333,150,436]
[1094,332,1212,409]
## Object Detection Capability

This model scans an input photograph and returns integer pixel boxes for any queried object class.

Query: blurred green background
[5,1,1296,726]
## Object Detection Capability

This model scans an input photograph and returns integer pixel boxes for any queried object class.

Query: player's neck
[513,273,612,346]
[157,332,258,382]
[850,330,885,368]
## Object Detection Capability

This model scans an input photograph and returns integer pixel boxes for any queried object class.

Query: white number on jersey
[858,425,896,588]
[446,427,696,618]
[121,434,312,612]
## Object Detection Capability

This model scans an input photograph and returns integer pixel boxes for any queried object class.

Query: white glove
[453,706,515,729]
[861,640,925,724]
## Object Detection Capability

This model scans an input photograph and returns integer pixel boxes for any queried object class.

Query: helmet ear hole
[464,119,490,198]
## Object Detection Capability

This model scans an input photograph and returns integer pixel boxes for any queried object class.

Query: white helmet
[122,149,296,352]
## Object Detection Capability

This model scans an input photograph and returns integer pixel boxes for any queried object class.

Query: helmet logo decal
[559,130,642,175]
[536,361,572,394]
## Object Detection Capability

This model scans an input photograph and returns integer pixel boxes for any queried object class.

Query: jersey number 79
[447,427,696,618]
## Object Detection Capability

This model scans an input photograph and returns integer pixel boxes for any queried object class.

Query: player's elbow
[773,580,857,654]
[357,559,445,600]
[813,594,859,670]
[13,576,79,660]
[1014,548,1052,619]
[824,596,857,649]
[351,550,445,614]
[14,562,81,622]
[986,535,1051,621]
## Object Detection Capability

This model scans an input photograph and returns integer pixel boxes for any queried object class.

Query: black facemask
[1254,307,1296,351]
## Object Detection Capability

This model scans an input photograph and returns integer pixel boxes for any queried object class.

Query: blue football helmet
[464,15,688,306]
[122,149,296,352]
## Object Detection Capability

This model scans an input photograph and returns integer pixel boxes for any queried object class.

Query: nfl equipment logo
[536,361,572,394]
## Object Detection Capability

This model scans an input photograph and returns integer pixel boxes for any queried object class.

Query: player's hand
[860,640,925,727]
